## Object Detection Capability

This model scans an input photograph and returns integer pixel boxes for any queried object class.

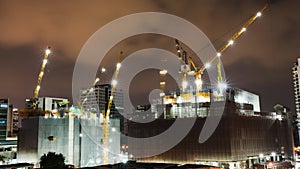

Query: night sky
[1,0,300,112]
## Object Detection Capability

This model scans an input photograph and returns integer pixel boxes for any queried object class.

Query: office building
[80,84,124,119]
[80,84,125,136]
[0,98,11,140]
[12,108,19,136]
[0,98,18,164]
[293,58,300,146]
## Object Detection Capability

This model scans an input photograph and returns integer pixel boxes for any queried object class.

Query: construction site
[15,2,295,169]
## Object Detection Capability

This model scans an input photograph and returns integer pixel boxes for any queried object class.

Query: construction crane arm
[203,2,270,81]
[102,51,123,164]
[188,57,198,72]
[33,46,51,99]
[218,2,270,55]
[105,51,123,119]
[173,2,270,91]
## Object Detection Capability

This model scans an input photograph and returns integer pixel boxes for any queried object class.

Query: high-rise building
[292,58,300,146]
[80,84,127,152]
[12,108,19,136]
[80,84,124,119]
[80,84,125,137]
[0,98,11,140]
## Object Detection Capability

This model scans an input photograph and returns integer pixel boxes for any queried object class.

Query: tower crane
[176,39,205,92]
[176,39,190,92]
[32,46,51,109]
[102,51,123,164]
[175,2,270,92]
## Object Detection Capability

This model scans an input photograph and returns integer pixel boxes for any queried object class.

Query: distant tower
[80,84,124,119]
[0,98,11,140]
[292,58,300,145]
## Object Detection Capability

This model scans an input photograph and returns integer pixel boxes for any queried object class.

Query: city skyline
[0,0,300,111]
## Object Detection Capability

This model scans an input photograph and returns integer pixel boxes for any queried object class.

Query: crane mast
[32,46,51,109]
[102,51,123,164]
[175,39,190,92]
[105,51,123,119]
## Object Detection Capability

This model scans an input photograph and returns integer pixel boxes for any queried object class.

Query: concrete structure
[126,89,293,168]
[25,97,69,112]
[17,116,121,167]
[150,88,260,119]
[232,88,261,112]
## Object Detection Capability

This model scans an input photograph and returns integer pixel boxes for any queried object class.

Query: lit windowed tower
[0,98,12,140]
[292,58,300,145]
[80,84,124,119]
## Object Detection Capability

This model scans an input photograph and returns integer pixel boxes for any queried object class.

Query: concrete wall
[37,117,73,164]
[127,101,294,164]
[17,116,121,167]
[17,117,39,164]
[79,119,121,167]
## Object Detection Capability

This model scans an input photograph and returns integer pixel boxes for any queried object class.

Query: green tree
[0,154,6,164]
[40,152,66,169]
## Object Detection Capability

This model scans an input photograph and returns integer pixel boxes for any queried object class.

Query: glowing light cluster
[195,79,202,85]
[45,49,51,55]
[116,62,121,69]
[204,63,211,69]
[241,27,247,32]
[182,81,188,89]
[160,81,166,85]
[159,69,168,75]
[256,12,262,17]
[111,79,117,86]
[218,81,227,91]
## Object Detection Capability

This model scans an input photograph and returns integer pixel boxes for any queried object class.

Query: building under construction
[17,115,122,167]
[18,85,125,168]
[126,88,294,169]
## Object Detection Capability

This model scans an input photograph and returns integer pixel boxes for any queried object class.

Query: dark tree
[0,154,6,163]
[40,152,66,169]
